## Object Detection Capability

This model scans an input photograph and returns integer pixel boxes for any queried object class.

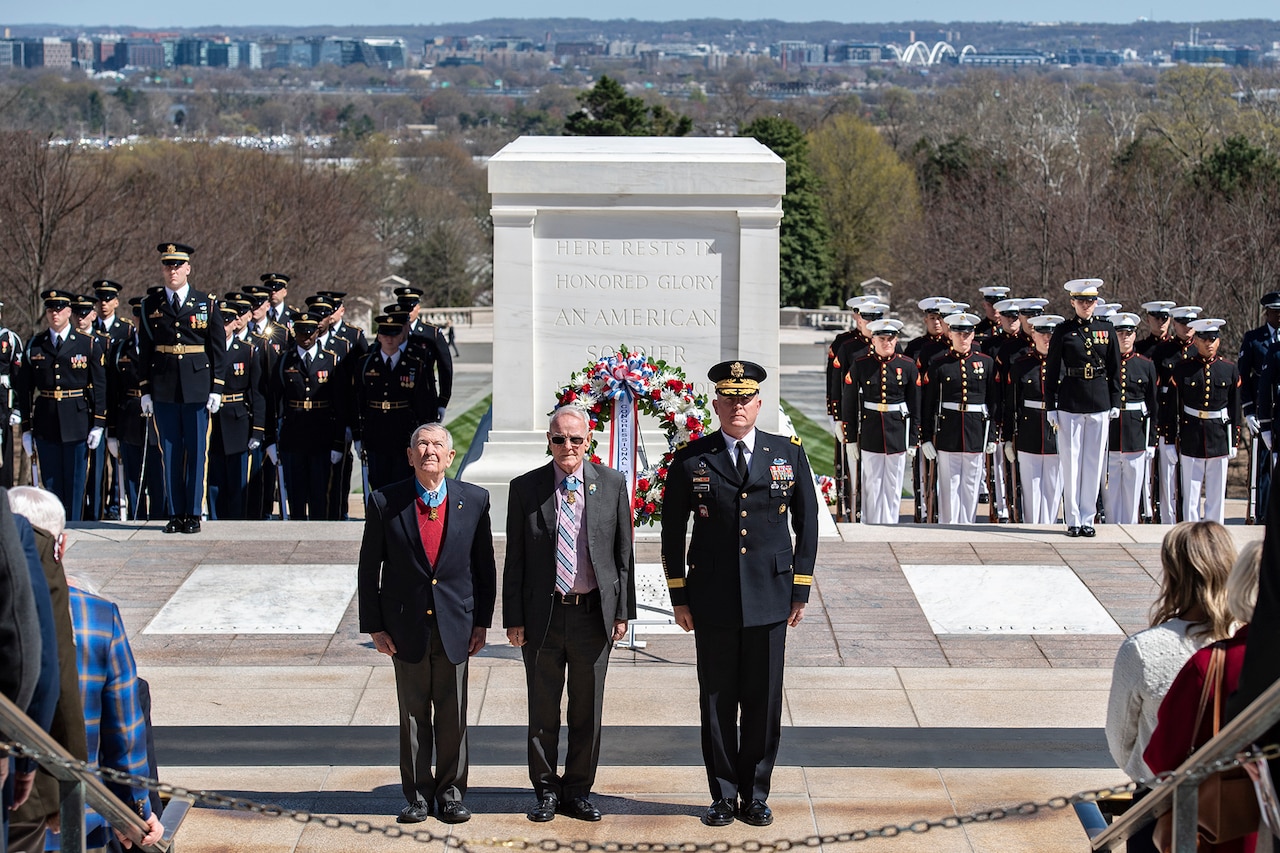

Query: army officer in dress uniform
[661,360,818,829]
[136,242,228,534]
[206,304,265,520]
[840,319,919,524]
[109,297,165,520]
[16,290,107,520]
[1044,279,1121,537]
[1166,319,1240,524]
[1103,313,1158,525]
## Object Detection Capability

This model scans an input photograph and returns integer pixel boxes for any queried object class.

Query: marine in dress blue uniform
[1003,315,1065,524]
[136,243,228,533]
[662,361,818,829]
[16,291,107,520]
[1152,306,1201,523]
[1103,313,1158,525]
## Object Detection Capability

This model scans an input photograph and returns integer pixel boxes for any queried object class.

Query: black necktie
[303,351,312,369]
[735,440,749,484]
[171,292,181,312]
[52,332,62,353]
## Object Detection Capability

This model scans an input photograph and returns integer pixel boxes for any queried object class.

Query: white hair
[410,422,453,451]
[1227,540,1263,623]
[549,405,591,434]
[7,486,66,539]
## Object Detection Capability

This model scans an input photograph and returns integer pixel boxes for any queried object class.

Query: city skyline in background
[7,0,1280,29]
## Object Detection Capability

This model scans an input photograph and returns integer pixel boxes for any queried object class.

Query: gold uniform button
[740,528,747,536]
[740,547,747,554]
[740,510,747,517]
[431,579,438,585]
[427,609,434,616]
[741,492,748,499]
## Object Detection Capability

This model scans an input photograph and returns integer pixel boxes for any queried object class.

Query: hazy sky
[12,0,1278,28]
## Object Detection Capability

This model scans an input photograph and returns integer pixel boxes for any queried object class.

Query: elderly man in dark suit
[357,422,496,826]
[662,360,819,828]
[504,405,635,823]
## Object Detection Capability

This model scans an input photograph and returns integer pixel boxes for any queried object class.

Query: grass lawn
[780,399,836,479]
[445,394,492,479]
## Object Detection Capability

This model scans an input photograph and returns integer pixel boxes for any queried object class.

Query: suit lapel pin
[588,483,597,495]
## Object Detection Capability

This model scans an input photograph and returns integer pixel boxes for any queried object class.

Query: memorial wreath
[554,346,712,526]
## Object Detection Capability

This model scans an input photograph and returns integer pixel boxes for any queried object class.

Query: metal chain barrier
[3,740,1277,850]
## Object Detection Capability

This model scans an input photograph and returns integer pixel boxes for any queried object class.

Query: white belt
[864,401,908,414]
[942,402,987,414]
[1022,400,1046,410]
[1183,406,1228,421]
[1123,402,1147,413]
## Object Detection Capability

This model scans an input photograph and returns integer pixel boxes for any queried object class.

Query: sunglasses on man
[550,434,587,446]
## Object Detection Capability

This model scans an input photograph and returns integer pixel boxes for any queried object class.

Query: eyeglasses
[550,435,587,446]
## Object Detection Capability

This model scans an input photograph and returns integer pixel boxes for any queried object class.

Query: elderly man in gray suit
[504,405,636,823]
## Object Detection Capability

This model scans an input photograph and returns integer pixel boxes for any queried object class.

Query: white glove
[107,437,120,458]
[8,410,20,426]
[1004,442,1016,463]
[1264,431,1273,452]
[436,406,447,422]
[984,441,997,456]
[1046,411,1060,430]
[140,393,154,416]
[86,427,104,450]
[1109,407,1120,420]
[849,442,859,461]
[206,393,222,413]
[265,444,278,465]
[1229,445,1239,460]
[1246,414,1261,435]
[0,374,8,388]
[1145,445,1157,460]
[248,438,261,451]
[353,440,363,456]
[22,431,33,456]
[921,441,937,461]
[906,445,917,459]
[330,449,343,465]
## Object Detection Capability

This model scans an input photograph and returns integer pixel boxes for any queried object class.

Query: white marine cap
[1141,300,1177,314]
[1064,278,1104,298]
[1109,312,1141,330]
[846,295,877,310]
[867,319,905,335]
[1170,305,1203,323]
[1188,318,1226,336]
[979,286,1010,301]
[1029,314,1065,332]
[1094,303,1118,318]
[993,298,1022,314]
[859,302,890,318]
[1017,298,1050,314]
[917,296,951,313]
[943,312,981,331]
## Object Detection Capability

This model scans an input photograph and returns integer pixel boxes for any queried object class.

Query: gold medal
[566,493,576,505]
[428,507,438,521]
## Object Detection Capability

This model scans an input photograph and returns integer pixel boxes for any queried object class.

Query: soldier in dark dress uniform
[840,319,919,525]
[395,286,453,421]
[903,297,952,365]
[261,272,296,328]
[91,280,132,518]
[136,243,228,534]
[1167,319,1240,524]
[16,290,107,520]
[1152,306,1201,523]
[830,302,889,520]
[912,299,969,374]
[1236,291,1280,518]
[0,300,22,488]
[269,314,344,520]
[1102,313,1158,525]
[1003,315,1064,524]
[354,315,440,493]
[825,296,875,419]
[109,298,165,520]
[661,360,818,829]
[239,285,284,518]
[974,286,1009,342]
[920,312,997,524]
[206,304,266,520]
[1044,279,1121,537]
[1136,301,1175,357]
[70,294,113,520]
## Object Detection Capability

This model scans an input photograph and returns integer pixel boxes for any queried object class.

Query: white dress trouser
[860,451,906,525]
[1058,410,1109,528]
[937,451,982,524]
[1104,451,1147,525]
[990,449,1008,519]
[1180,455,1228,524]
[1017,451,1063,525]
[1158,439,1179,524]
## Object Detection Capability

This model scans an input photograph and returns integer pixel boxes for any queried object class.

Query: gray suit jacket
[503,460,636,649]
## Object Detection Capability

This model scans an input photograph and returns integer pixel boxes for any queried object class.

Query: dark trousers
[207,451,249,520]
[366,451,408,496]
[121,440,165,520]
[0,401,12,488]
[85,440,106,520]
[281,450,331,520]
[521,592,610,799]
[392,626,469,807]
[153,400,208,517]
[693,619,787,804]
[34,438,87,521]
[1257,445,1272,519]
[246,445,277,519]
[326,443,352,520]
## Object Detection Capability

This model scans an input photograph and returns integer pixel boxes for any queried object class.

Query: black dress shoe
[528,793,558,822]
[163,516,183,534]
[703,798,736,827]
[558,795,601,822]
[1066,526,1081,537]
[396,802,431,823]
[737,799,773,827]
[182,516,201,534]
[1081,525,1096,537]
[437,801,471,824]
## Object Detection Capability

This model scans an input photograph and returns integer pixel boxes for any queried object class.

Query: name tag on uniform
[693,483,710,492]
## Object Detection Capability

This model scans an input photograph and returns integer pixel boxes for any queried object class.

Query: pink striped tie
[555,477,579,594]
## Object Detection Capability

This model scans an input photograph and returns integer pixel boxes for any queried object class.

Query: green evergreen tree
[564,75,692,137]
[740,116,834,307]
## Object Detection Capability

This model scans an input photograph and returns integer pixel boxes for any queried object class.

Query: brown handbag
[1154,645,1260,852]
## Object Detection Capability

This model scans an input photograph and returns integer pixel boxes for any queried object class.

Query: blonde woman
[1104,521,1237,852]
